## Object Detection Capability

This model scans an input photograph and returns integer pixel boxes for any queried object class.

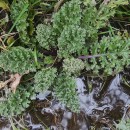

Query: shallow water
[1,72,130,130]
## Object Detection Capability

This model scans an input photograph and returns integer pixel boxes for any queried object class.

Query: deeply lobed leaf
[0,47,36,74]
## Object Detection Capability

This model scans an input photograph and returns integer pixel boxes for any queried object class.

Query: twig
[78,50,129,59]
[0,32,17,38]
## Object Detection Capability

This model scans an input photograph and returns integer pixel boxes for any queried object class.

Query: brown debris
[0,76,14,89]
[9,73,22,93]
[0,73,22,93]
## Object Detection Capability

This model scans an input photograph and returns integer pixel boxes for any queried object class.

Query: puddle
[1,72,130,130]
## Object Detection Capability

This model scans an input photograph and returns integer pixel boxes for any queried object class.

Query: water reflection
[1,74,130,130]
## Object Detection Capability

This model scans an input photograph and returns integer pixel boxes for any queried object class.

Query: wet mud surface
[1,71,130,130]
